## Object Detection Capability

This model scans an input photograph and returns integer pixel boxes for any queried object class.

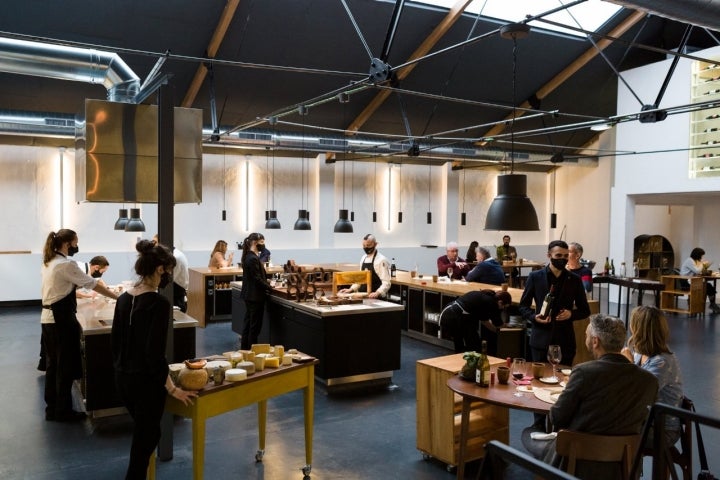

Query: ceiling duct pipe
[0,37,140,102]
[606,0,720,31]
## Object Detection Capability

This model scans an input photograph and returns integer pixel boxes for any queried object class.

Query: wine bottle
[476,341,491,388]
[633,261,640,278]
[538,285,555,319]
[610,259,616,276]
[391,258,397,278]
[603,257,610,275]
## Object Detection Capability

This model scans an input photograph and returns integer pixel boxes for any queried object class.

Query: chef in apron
[40,229,117,421]
[339,234,391,299]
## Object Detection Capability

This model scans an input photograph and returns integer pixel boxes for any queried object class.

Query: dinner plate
[559,381,567,387]
[539,377,560,384]
[516,386,534,393]
[560,368,572,376]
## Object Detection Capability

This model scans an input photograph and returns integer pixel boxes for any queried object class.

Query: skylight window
[416,0,623,37]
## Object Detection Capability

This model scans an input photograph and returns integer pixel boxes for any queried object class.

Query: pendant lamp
[333,209,353,233]
[125,207,146,232]
[485,23,539,232]
[265,142,281,229]
[114,208,129,230]
[294,106,312,230]
[334,93,353,233]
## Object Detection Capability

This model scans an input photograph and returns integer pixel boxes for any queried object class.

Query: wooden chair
[331,270,371,295]
[556,430,641,480]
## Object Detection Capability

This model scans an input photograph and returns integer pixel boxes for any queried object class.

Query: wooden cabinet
[690,58,720,178]
[660,275,706,315]
[188,267,243,327]
[634,234,674,280]
[416,353,508,469]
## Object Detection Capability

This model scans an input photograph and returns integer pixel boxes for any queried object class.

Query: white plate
[539,377,560,384]
[560,368,572,376]
[559,381,567,387]
[516,385,534,393]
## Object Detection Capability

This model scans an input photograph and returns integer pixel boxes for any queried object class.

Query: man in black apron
[340,234,391,299]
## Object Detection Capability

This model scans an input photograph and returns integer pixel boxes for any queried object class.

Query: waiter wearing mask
[41,229,118,421]
[339,234,391,299]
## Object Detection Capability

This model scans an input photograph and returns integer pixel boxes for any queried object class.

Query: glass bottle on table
[603,257,610,275]
[390,258,397,278]
[475,340,490,388]
[619,262,626,278]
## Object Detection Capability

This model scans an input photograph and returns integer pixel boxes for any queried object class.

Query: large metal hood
[75,99,203,203]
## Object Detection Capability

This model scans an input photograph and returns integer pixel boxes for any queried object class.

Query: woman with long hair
[622,305,684,447]
[465,241,479,264]
[208,240,233,268]
[41,229,117,421]
[239,233,273,349]
[112,240,196,479]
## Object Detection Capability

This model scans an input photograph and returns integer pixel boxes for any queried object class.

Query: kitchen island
[76,298,198,416]
[232,281,404,390]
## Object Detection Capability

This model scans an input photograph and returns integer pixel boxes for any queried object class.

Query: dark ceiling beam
[480,9,646,142]
[347,0,473,134]
[181,0,240,108]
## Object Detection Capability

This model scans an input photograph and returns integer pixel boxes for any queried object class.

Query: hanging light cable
[427,163,432,224]
[372,158,377,223]
[485,23,539,232]
[334,93,353,233]
[221,146,227,221]
[461,166,467,226]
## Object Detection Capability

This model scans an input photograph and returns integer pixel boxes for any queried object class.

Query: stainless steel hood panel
[76,99,202,203]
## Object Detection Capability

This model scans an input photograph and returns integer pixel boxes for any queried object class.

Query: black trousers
[173,282,187,313]
[42,320,82,416]
[440,303,482,353]
[115,372,166,480]
[240,299,266,350]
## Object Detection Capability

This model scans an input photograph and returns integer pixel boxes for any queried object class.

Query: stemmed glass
[547,345,562,382]
[447,267,454,281]
[512,358,526,397]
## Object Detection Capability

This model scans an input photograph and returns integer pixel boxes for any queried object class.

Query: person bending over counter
[466,247,506,285]
[339,234,391,299]
[209,240,234,268]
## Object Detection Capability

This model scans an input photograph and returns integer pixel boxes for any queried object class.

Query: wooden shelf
[660,275,706,315]
[690,58,720,178]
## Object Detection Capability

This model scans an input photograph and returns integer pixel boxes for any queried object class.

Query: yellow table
[163,359,317,479]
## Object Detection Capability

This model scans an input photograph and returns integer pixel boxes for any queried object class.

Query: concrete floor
[0,301,719,479]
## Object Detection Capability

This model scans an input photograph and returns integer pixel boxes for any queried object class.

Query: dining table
[499,260,544,287]
[447,364,569,480]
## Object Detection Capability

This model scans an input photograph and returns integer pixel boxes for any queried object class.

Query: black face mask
[159,272,172,289]
[363,247,374,255]
[91,270,103,278]
[550,258,568,270]
[257,244,266,252]
[67,245,79,257]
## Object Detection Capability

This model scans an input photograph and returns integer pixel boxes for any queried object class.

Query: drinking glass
[447,267,454,281]
[512,358,526,397]
[547,345,562,382]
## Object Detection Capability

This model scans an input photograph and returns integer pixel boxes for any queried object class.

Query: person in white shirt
[339,234,391,299]
[153,235,189,312]
[41,229,117,422]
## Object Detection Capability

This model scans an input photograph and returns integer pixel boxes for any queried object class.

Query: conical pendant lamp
[114,208,129,230]
[294,209,311,230]
[294,106,312,230]
[125,207,146,232]
[333,209,353,233]
[264,143,281,229]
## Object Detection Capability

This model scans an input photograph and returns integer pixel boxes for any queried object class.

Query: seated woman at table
[622,305,684,448]
[567,242,593,295]
[208,240,234,268]
[680,247,719,313]
[465,241,479,264]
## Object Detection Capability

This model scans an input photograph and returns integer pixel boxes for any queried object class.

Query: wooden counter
[391,270,525,302]
[75,298,198,415]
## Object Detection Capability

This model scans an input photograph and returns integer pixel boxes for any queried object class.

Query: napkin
[530,432,557,441]
[512,378,531,385]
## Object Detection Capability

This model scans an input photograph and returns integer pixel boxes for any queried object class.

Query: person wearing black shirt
[239,233,274,350]
[440,289,512,354]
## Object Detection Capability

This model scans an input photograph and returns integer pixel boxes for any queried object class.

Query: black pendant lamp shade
[125,208,146,232]
[114,208,129,230]
[265,210,281,229]
[294,209,311,230]
[484,174,539,231]
[333,209,353,233]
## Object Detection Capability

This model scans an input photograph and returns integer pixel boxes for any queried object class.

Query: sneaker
[711,304,720,314]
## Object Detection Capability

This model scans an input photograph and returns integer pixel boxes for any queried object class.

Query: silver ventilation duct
[605,0,720,31]
[0,37,140,102]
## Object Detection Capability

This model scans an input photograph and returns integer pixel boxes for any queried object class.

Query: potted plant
[460,351,480,380]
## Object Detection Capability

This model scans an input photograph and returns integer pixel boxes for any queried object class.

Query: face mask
[67,245,79,257]
[257,244,266,252]
[159,272,172,289]
[91,270,103,278]
[551,258,568,270]
[363,247,374,254]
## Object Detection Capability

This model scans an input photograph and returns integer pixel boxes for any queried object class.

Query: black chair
[641,397,694,480]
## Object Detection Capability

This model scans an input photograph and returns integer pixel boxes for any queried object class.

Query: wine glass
[512,358,526,397]
[447,267,454,281]
[314,288,324,306]
[547,345,562,382]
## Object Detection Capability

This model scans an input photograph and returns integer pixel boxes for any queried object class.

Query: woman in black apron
[40,229,117,421]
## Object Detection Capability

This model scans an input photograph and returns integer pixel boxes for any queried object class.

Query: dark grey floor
[1,299,719,479]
